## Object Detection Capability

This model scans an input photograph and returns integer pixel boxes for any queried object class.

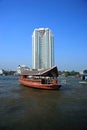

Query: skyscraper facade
[32,28,54,69]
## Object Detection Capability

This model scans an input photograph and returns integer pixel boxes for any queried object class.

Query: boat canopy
[81,74,87,80]
[21,66,58,77]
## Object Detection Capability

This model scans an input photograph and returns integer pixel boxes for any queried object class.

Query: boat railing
[41,77,58,84]
[20,75,58,85]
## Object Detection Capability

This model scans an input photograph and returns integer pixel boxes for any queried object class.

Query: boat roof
[81,74,87,76]
[21,66,58,77]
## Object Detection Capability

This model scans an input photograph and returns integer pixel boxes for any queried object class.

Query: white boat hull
[79,81,87,84]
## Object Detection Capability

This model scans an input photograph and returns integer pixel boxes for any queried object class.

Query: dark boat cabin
[81,74,87,80]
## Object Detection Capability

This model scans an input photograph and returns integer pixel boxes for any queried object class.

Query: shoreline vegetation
[0,69,87,77]
[59,70,80,77]
[0,70,16,76]
[59,69,87,77]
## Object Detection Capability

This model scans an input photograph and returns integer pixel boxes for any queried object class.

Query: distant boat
[79,74,87,84]
[79,81,87,84]
[19,66,61,90]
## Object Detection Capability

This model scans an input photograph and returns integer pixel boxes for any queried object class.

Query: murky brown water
[0,76,87,130]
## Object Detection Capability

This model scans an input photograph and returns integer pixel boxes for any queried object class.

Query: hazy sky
[0,0,87,71]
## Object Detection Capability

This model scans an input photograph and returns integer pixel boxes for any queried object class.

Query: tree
[83,70,87,74]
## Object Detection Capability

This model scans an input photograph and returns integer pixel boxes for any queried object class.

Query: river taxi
[19,66,61,90]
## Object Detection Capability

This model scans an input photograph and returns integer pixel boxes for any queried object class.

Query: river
[0,76,87,130]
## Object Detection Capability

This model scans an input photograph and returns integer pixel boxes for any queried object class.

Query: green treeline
[59,70,80,77]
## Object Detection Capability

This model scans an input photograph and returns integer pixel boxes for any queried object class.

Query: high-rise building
[32,28,54,69]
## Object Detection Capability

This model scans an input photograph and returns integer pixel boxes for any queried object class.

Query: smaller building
[17,65,30,75]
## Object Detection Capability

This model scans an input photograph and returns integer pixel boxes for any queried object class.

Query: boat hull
[79,81,87,84]
[19,78,61,90]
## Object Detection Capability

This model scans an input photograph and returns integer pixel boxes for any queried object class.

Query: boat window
[41,79,45,84]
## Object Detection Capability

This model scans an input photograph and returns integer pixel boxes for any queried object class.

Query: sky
[0,0,87,71]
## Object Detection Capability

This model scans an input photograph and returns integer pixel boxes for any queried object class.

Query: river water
[0,76,87,130]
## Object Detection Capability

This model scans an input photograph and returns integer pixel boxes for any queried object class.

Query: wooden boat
[19,66,61,90]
